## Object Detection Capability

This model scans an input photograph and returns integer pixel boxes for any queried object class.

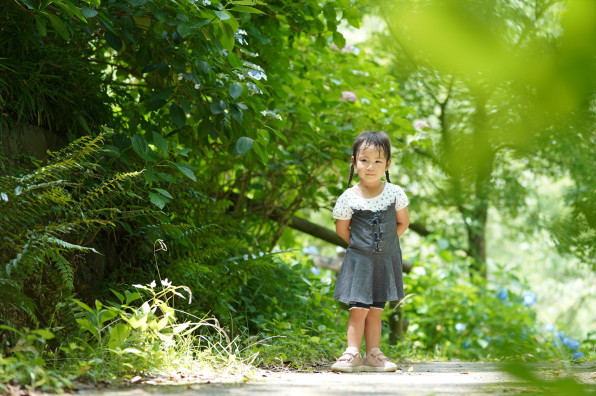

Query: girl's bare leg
[364,308,383,354]
[346,308,369,351]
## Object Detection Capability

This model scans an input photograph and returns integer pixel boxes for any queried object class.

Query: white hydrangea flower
[260,110,283,120]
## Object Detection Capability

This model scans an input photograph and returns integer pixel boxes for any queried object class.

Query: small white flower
[161,278,172,287]
[132,284,144,289]
[1,192,8,202]
[174,291,187,299]
[260,110,283,120]
[202,0,211,5]
[238,29,247,35]
[178,74,183,81]
[148,280,157,288]
[361,98,370,105]
[194,83,201,89]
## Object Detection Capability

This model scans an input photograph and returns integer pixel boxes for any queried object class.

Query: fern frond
[143,223,221,242]
[81,170,143,207]
[46,133,105,163]
[177,224,222,241]
[5,237,39,277]
[41,219,114,236]
[43,236,99,253]
[47,249,74,291]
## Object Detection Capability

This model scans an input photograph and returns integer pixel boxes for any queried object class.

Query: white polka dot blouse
[333,182,409,220]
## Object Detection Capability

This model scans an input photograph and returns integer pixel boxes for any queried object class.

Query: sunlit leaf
[214,11,231,20]
[107,323,131,349]
[230,5,265,14]
[148,192,168,209]
[172,162,196,181]
[152,132,169,155]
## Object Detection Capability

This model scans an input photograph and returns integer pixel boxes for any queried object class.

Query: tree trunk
[467,93,492,278]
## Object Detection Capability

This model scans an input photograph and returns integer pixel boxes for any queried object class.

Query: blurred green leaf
[229,82,243,99]
[236,137,253,155]
[169,103,186,127]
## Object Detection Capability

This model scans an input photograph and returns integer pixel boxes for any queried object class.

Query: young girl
[331,131,409,373]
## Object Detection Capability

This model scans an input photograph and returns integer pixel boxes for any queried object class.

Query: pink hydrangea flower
[339,91,358,102]
[331,43,357,54]
[413,120,430,129]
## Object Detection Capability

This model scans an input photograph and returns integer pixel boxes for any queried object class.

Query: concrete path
[72,362,596,396]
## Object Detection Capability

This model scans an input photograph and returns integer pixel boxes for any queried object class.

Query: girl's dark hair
[347,131,392,188]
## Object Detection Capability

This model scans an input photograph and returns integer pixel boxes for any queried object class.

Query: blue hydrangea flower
[247,69,267,81]
[542,324,555,333]
[554,331,566,343]
[463,340,470,349]
[455,323,466,332]
[572,351,585,360]
[497,289,509,300]
[310,266,321,276]
[246,83,262,94]
[562,337,580,352]
[523,291,536,306]
[302,245,319,255]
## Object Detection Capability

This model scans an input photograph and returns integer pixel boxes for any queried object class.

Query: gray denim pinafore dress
[333,203,405,305]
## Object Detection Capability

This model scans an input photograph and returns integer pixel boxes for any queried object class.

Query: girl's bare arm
[396,207,409,237]
[336,219,351,245]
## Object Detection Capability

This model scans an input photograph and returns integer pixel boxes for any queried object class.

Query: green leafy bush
[389,238,560,360]
[0,133,152,328]
[229,251,346,367]
[0,279,253,392]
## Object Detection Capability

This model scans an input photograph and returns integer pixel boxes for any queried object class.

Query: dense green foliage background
[0,0,594,391]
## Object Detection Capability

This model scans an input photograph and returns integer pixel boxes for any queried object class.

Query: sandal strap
[338,351,359,361]
[370,351,389,361]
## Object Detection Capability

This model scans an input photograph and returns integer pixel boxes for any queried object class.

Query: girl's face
[352,145,390,184]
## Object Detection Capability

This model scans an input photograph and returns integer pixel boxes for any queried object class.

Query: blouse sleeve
[333,192,353,220]
[394,185,409,211]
